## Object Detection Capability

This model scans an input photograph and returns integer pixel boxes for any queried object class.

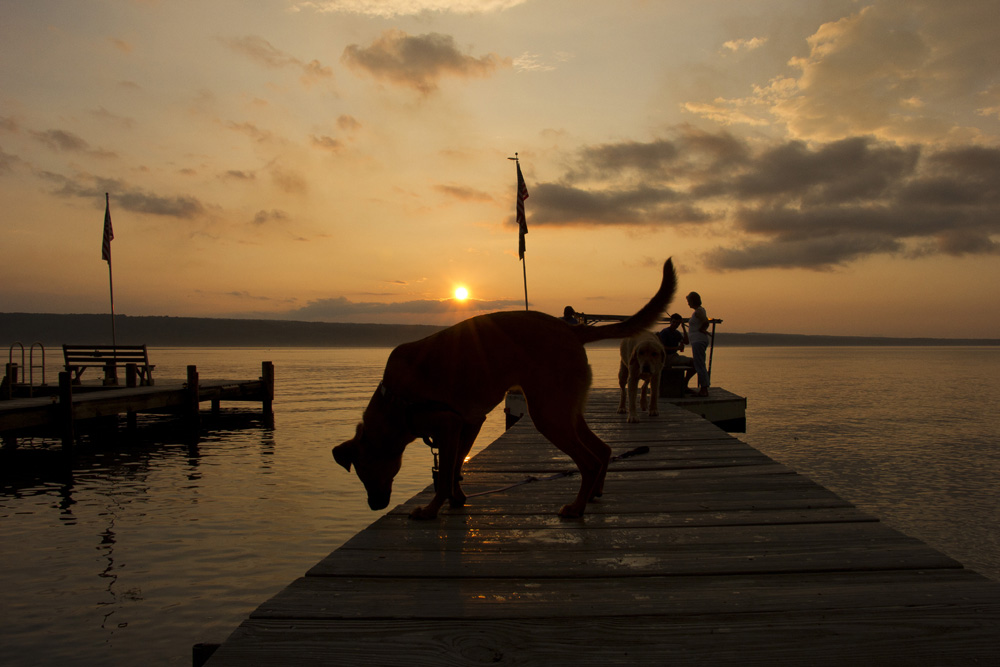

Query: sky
[2,0,999,338]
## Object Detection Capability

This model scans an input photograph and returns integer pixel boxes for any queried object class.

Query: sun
[454,286,469,301]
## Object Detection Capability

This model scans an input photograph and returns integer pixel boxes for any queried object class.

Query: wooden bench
[659,363,694,398]
[62,345,155,386]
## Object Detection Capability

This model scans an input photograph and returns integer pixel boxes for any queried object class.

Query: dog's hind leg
[576,416,612,500]
[532,410,611,518]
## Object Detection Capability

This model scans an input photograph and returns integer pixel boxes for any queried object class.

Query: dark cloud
[41,172,206,219]
[525,127,1000,270]
[310,135,344,152]
[252,209,289,225]
[704,234,903,271]
[528,182,710,226]
[284,295,523,320]
[0,147,21,173]
[342,30,508,94]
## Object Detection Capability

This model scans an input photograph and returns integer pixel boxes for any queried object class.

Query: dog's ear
[332,423,363,472]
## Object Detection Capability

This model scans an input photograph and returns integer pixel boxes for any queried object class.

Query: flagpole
[509,153,529,311]
[103,193,117,350]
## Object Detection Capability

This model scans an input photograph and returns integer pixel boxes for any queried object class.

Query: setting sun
[454,287,469,301]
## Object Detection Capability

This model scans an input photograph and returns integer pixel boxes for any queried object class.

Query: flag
[102,194,114,263]
[516,162,529,260]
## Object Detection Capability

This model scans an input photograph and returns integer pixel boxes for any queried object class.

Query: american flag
[102,194,114,263]
[516,162,529,260]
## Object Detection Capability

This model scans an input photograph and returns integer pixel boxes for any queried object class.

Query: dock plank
[206,388,1000,666]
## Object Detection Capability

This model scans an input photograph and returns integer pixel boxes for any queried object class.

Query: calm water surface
[1,345,997,666]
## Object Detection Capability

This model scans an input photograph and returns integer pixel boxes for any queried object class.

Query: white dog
[617,331,666,423]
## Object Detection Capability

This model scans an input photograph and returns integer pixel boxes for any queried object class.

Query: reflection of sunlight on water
[0,346,997,666]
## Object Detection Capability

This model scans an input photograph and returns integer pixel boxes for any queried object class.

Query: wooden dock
[205,388,1000,666]
[0,362,273,445]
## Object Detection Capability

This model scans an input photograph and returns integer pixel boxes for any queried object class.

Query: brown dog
[617,331,666,423]
[333,259,676,519]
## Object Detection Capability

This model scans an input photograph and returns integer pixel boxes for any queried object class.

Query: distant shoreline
[2,312,998,348]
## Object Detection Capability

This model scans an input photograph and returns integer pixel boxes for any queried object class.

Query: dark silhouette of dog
[333,259,677,519]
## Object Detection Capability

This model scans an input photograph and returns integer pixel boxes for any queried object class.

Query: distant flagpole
[509,153,529,310]
[102,193,117,349]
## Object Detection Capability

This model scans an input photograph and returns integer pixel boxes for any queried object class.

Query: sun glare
[454,286,469,301]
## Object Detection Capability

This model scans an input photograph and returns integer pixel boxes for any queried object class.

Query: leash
[461,445,651,499]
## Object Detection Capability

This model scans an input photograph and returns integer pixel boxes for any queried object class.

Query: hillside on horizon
[2,312,998,348]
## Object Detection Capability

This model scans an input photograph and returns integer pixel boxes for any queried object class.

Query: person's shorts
[667,353,693,367]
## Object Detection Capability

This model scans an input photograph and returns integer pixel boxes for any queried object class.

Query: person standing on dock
[686,292,711,397]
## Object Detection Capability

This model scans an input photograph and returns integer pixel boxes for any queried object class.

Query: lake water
[1,345,998,666]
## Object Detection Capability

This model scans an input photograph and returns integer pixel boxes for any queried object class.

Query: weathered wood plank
[209,608,1000,667]
[306,541,961,578]
[252,569,997,620]
[206,388,1000,666]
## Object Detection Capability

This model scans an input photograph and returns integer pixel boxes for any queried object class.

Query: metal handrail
[573,313,723,383]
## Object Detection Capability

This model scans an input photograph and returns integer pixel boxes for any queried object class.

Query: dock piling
[261,361,274,416]
[58,371,73,449]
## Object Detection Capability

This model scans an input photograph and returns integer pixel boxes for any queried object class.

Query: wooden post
[124,363,138,431]
[186,365,200,425]
[2,362,16,399]
[59,371,74,449]
[261,361,274,416]
[103,359,118,386]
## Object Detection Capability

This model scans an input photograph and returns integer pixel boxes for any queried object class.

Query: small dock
[0,362,273,445]
[205,388,1000,666]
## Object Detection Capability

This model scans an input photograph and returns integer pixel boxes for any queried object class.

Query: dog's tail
[572,258,676,345]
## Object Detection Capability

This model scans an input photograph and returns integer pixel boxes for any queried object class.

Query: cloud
[282,295,522,320]
[40,172,206,219]
[223,35,333,87]
[723,37,767,53]
[30,129,117,158]
[434,184,494,202]
[252,209,289,225]
[524,128,1000,270]
[337,115,362,132]
[226,121,275,143]
[90,107,135,130]
[342,29,509,94]
[293,0,528,18]
[689,1,1000,144]
[0,147,22,174]
[311,135,345,153]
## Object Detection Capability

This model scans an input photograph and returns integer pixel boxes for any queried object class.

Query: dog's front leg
[616,361,628,415]
[448,417,484,509]
[409,413,463,520]
[626,369,641,423]
[648,371,660,416]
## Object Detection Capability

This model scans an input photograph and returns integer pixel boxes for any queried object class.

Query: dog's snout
[367,494,390,511]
